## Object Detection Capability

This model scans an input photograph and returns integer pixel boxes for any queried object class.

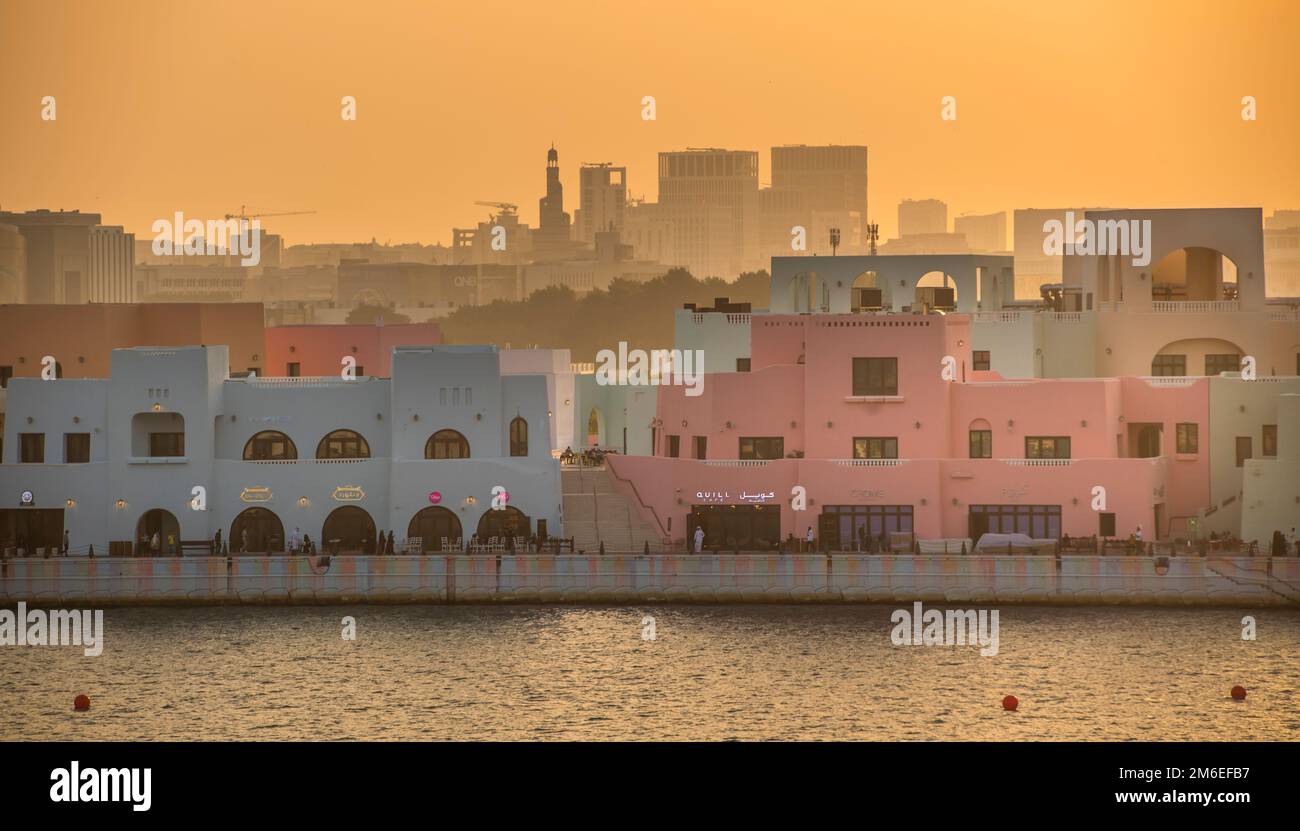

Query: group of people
[560,446,613,466]
[137,530,180,556]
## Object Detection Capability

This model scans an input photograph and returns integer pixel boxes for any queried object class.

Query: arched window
[316,429,370,459]
[243,430,298,461]
[509,417,528,457]
[425,429,470,459]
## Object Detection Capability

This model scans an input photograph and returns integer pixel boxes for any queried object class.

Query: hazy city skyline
[3,0,1298,248]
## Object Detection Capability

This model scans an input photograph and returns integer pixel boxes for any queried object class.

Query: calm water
[2,605,1297,741]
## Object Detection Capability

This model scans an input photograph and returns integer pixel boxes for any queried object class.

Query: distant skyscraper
[954,211,1007,252]
[0,209,101,303]
[577,163,626,242]
[89,225,135,303]
[770,145,868,238]
[535,146,572,253]
[658,148,759,278]
[898,199,947,236]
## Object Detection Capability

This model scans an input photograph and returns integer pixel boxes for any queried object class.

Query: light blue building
[0,344,561,555]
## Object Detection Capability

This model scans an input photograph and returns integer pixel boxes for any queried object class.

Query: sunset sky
[2,0,1298,249]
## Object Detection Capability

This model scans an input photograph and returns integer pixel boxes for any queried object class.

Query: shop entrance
[687,504,780,551]
[0,508,64,554]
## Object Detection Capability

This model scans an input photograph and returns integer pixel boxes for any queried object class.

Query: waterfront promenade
[3,553,1297,606]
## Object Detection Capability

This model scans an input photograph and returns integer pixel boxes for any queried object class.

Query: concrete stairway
[561,466,665,553]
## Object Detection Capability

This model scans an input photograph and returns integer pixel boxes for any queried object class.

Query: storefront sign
[429,491,442,504]
[19,490,34,506]
[240,487,273,503]
[695,490,776,504]
[332,485,366,502]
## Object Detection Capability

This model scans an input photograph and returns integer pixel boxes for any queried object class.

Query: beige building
[954,211,1007,252]
[88,225,135,303]
[576,163,626,243]
[898,198,947,237]
[658,149,759,278]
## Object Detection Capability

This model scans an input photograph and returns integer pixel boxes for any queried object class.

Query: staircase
[561,466,665,553]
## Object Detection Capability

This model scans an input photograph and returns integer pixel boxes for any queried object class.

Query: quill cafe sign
[695,490,776,504]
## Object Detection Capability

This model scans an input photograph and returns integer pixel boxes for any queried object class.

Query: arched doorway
[1151,337,1246,377]
[136,508,179,555]
[230,507,285,553]
[407,506,463,552]
[476,506,530,542]
[1151,247,1239,302]
[914,271,957,310]
[322,506,376,554]
[586,407,605,447]
[851,270,880,312]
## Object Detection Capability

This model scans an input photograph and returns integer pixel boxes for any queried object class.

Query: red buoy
[1230,685,1247,701]
[74,694,91,711]
[1002,695,1019,711]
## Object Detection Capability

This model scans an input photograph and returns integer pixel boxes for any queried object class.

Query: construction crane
[224,206,317,222]
[474,201,518,216]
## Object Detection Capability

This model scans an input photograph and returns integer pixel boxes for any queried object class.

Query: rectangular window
[20,433,44,463]
[1025,436,1071,459]
[736,358,751,372]
[852,436,898,459]
[286,362,301,377]
[739,436,784,460]
[852,357,898,396]
[972,351,991,372]
[969,429,992,458]
[692,435,707,460]
[1176,423,1199,454]
[1099,512,1116,537]
[64,433,90,464]
[1204,354,1240,376]
[1150,354,1186,377]
[0,365,12,388]
[150,432,185,457]
[1263,425,1277,457]
[666,435,680,458]
[969,504,1063,539]
[822,505,914,549]
[1235,436,1252,468]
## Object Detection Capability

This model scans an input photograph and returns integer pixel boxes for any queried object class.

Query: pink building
[264,322,442,378]
[607,313,1211,549]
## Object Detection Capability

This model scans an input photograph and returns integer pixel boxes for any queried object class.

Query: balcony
[832,458,908,467]
[1150,300,1240,313]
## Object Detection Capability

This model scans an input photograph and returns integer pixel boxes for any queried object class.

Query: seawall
[2,553,1298,606]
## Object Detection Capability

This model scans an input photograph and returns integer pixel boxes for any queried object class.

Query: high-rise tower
[536,146,571,252]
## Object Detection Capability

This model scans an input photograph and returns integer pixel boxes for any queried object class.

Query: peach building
[606,312,1219,549]
[0,302,266,385]
[263,322,442,378]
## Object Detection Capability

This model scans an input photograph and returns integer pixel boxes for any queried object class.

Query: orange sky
[2,0,1298,249]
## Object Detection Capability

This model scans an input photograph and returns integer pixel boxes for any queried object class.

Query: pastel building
[606,312,1231,549]
[0,345,561,555]
[264,322,443,378]
[688,210,1300,382]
